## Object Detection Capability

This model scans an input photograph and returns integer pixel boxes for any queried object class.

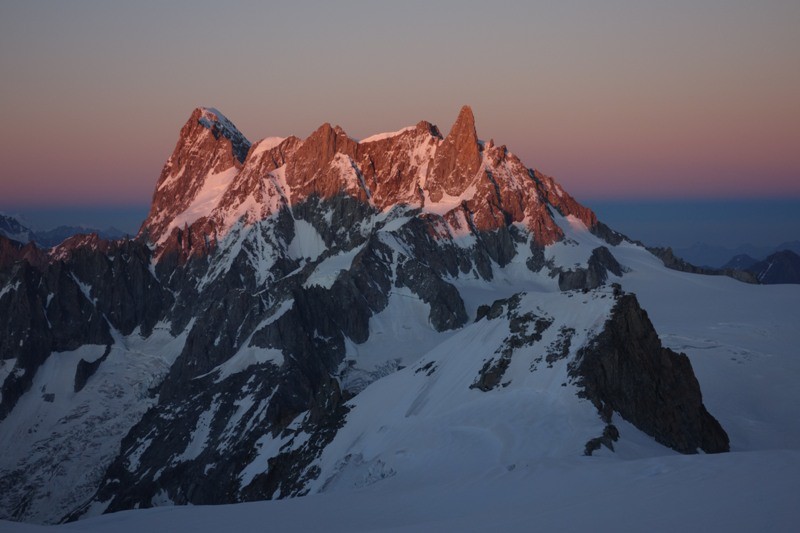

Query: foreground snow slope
[3,450,798,532]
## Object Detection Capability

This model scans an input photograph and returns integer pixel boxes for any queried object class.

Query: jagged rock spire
[139,105,601,256]
[285,122,358,198]
[426,105,483,202]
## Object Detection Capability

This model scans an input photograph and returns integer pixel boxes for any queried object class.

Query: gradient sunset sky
[1,1,798,213]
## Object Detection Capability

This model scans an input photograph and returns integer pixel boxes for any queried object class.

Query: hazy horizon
[4,197,799,252]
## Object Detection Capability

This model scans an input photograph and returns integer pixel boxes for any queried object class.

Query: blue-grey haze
[585,198,800,250]
[4,199,798,254]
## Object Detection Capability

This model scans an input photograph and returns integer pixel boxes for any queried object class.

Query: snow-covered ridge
[198,107,240,138]
[249,137,287,157]
[359,126,415,144]
[144,105,596,256]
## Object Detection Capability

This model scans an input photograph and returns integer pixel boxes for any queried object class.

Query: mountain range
[0,214,128,248]
[721,250,800,284]
[673,241,800,269]
[1,106,798,530]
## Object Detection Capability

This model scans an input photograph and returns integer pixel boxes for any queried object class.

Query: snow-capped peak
[140,105,600,267]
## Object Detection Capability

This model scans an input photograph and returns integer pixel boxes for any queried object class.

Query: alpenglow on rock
[0,105,727,525]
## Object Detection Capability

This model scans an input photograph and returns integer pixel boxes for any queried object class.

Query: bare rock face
[286,123,360,200]
[50,233,111,262]
[570,294,730,454]
[0,261,113,420]
[355,121,441,209]
[0,234,168,421]
[461,142,568,243]
[0,235,46,270]
[558,246,625,291]
[74,345,111,393]
[140,108,251,244]
[138,105,617,261]
[531,169,597,229]
[426,105,483,202]
[214,136,302,222]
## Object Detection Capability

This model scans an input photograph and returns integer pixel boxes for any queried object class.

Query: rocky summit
[0,106,729,524]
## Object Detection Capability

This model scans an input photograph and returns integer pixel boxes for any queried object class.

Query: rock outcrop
[426,105,482,202]
[647,246,759,284]
[0,236,168,420]
[570,294,730,454]
[140,107,252,244]
[558,246,625,291]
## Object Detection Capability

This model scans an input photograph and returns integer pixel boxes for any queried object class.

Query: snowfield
[0,324,190,525]
[3,451,798,532]
[2,213,798,532]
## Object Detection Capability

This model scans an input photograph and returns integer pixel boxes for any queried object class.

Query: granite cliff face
[139,105,603,264]
[0,106,728,524]
[570,294,729,454]
[426,105,482,202]
[141,107,252,246]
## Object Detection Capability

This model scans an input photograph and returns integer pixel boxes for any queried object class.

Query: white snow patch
[288,220,326,261]
[304,245,364,289]
[69,274,95,305]
[159,167,239,244]
[156,164,186,192]
[545,212,607,269]
[238,432,292,488]
[329,153,368,197]
[379,214,412,233]
[221,396,257,442]
[0,359,16,403]
[422,184,478,216]
[126,435,155,473]
[359,126,415,144]
[413,136,440,190]
[269,165,290,205]
[198,107,239,136]
[249,137,286,157]
[175,397,220,463]
[210,345,284,382]
[150,490,173,507]
[0,281,20,300]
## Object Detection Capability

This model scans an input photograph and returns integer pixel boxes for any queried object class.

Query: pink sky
[1,1,798,207]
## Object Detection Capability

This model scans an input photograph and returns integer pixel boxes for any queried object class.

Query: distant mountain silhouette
[745,250,800,284]
[675,241,800,269]
[0,213,129,248]
[721,254,759,271]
